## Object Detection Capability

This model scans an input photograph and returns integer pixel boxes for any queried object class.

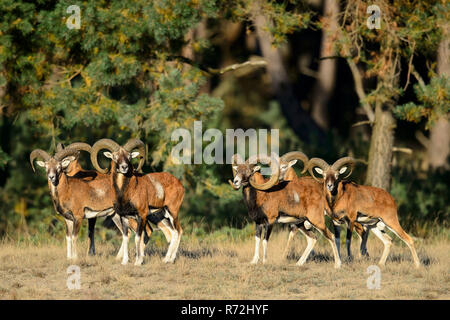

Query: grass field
[0,227,448,300]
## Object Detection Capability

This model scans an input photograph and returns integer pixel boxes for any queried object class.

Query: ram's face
[314,166,348,194]
[104,148,140,175]
[232,164,260,188]
[36,157,74,186]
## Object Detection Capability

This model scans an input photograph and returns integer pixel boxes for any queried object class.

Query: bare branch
[346,58,375,123]
[393,147,413,154]
[415,130,429,148]
[352,120,372,127]
[411,64,426,90]
[172,55,267,75]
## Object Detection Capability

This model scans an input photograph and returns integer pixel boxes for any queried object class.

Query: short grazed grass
[0,229,448,300]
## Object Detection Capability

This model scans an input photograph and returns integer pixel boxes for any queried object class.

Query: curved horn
[90,139,120,174]
[306,158,330,183]
[123,138,146,173]
[331,157,356,179]
[54,147,82,161]
[65,142,91,154]
[29,149,51,172]
[231,153,244,178]
[55,142,92,161]
[56,143,64,152]
[281,151,309,174]
[248,153,280,190]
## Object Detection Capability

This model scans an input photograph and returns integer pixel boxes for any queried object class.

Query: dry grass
[0,229,448,300]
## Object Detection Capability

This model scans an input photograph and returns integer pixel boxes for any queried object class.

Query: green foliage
[394,75,450,129]
[0,147,10,169]
[0,0,447,241]
[391,168,449,231]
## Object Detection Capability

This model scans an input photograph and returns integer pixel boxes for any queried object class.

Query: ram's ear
[339,166,348,175]
[36,161,46,168]
[131,151,140,159]
[314,167,324,175]
[288,160,297,168]
[232,165,238,172]
[103,151,113,159]
[61,156,76,168]
[253,165,261,173]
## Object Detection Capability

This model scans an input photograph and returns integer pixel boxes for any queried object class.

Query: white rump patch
[147,176,164,200]
[293,191,300,203]
[277,216,302,224]
[84,207,115,219]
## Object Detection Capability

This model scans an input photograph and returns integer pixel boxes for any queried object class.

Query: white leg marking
[371,227,392,266]
[296,229,317,266]
[262,239,268,264]
[66,236,72,259]
[160,219,176,263]
[283,228,297,258]
[71,235,78,260]
[134,232,143,266]
[121,234,129,265]
[250,236,261,264]
[170,229,182,262]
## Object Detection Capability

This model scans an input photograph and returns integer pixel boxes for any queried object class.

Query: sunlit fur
[232,162,341,268]
[319,167,421,268]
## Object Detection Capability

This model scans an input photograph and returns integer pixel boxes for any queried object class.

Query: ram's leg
[332,221,341,259]
[384,218,421,268]
[370,222,392,267]
[71,217,82,260]
[160,218,176,264]
[345,222,354,262]
[262,223,273,264]
[309,212,341,269]
[120,216,129,265]
[111,214,126,260]
[64,219,74,259]
[169,217,183,263]
[87,218,97,256]
[354,223,369,258]
[250,224,263,264]
[296,224,317,266]
[283,224,298,259]
[134,216,145,266]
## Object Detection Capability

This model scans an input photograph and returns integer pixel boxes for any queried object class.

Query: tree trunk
[311,0,339,130]
[250,0,325,144]
[428,32,449,170]
[365,105,396,191]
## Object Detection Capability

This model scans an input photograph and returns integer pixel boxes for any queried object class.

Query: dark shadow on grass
[388,253,433,266]
[286,250,333,263]
[143,246,237,260]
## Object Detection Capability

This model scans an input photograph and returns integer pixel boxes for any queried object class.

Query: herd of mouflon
[30,139,421,269]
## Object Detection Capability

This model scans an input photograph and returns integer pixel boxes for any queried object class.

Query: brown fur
[282,166,367,258]
[322,178,420,267]
[232,163,341,267]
